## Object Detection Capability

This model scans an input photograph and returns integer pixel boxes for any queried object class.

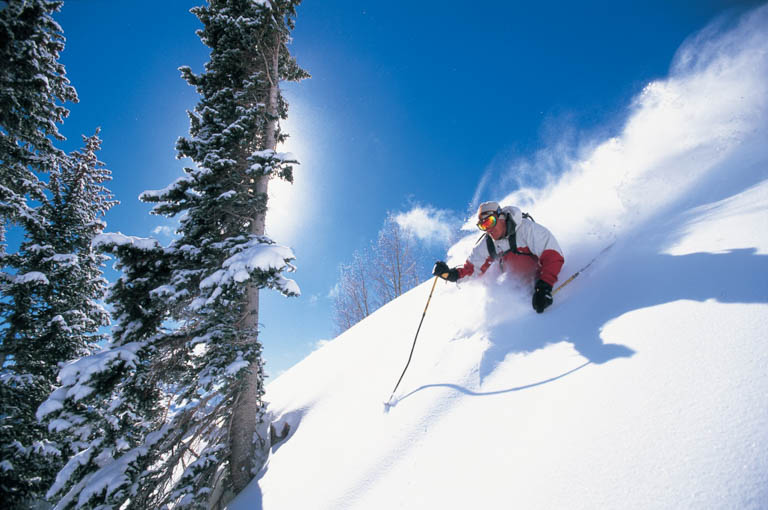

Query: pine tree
[0,131,115,508]
[38,231,169,510]
[0,1,80,506]
[0,0,78,253]
[40,2,308,508]
[41,130,115,359]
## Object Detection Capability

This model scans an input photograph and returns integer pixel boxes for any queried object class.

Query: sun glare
[265,97,318,247]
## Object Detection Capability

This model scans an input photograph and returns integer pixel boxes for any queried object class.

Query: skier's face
[488,215,506,240]
[477,210,506,240]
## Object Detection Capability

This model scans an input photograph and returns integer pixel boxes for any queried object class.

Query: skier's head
[477,201,506,239]
[477,201,501,217]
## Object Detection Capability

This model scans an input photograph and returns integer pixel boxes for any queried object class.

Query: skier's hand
[532,279,553,313]
[433,261,459,282]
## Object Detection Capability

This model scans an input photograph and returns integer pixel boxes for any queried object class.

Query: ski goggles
[477,214,497,231]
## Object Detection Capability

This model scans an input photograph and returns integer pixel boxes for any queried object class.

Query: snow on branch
[139,176,194,202]
[247,149,298,178]
[47,424,173,508]
[92,232,160,252]
[194,237,300,310]
[13,271,50,285]
[37,342,145,422]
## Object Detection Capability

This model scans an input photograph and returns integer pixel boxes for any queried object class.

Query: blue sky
[51,0,763,376]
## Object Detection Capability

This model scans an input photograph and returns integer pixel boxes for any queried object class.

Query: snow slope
[229,6,768,509]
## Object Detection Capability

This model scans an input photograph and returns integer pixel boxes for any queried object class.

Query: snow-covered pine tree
[39,1,308,508]
[172,0,308,500]
[0,0,78,255]
[0,131,114,508]
[40,131,116,358]
[0,0,80,506]
[38,231,170,510]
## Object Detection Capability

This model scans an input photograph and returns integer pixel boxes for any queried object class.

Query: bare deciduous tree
[332,250,374,335]
[332,216,422,334]
[373,216,421,306]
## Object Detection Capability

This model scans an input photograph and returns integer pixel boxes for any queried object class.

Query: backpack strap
[485,233,498,259]
[485,212,537,269]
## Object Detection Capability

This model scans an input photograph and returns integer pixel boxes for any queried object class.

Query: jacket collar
[501,205,522,233]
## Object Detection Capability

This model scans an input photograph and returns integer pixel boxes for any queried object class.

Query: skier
[433,201,565,313]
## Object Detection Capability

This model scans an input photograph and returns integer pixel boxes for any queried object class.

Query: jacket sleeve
[518,221,564,286]
[538,249,564,286]
[457,236,494,279]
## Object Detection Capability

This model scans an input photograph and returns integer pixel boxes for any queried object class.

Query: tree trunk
[228,32,281,496]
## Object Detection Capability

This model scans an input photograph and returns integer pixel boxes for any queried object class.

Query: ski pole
[385,275,439,406]
[553,242,614,296]
[552,271,579,296]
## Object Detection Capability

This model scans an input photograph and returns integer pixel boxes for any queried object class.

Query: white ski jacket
[458,206,564,286]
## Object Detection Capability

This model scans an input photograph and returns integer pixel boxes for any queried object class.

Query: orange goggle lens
[477,214,497,231]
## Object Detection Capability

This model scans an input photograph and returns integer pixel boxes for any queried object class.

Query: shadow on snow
[479,245,768,379]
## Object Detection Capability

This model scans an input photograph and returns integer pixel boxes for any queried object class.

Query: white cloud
[393,206,460,246]
[152,225,175,237]
[327,282,340,299]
